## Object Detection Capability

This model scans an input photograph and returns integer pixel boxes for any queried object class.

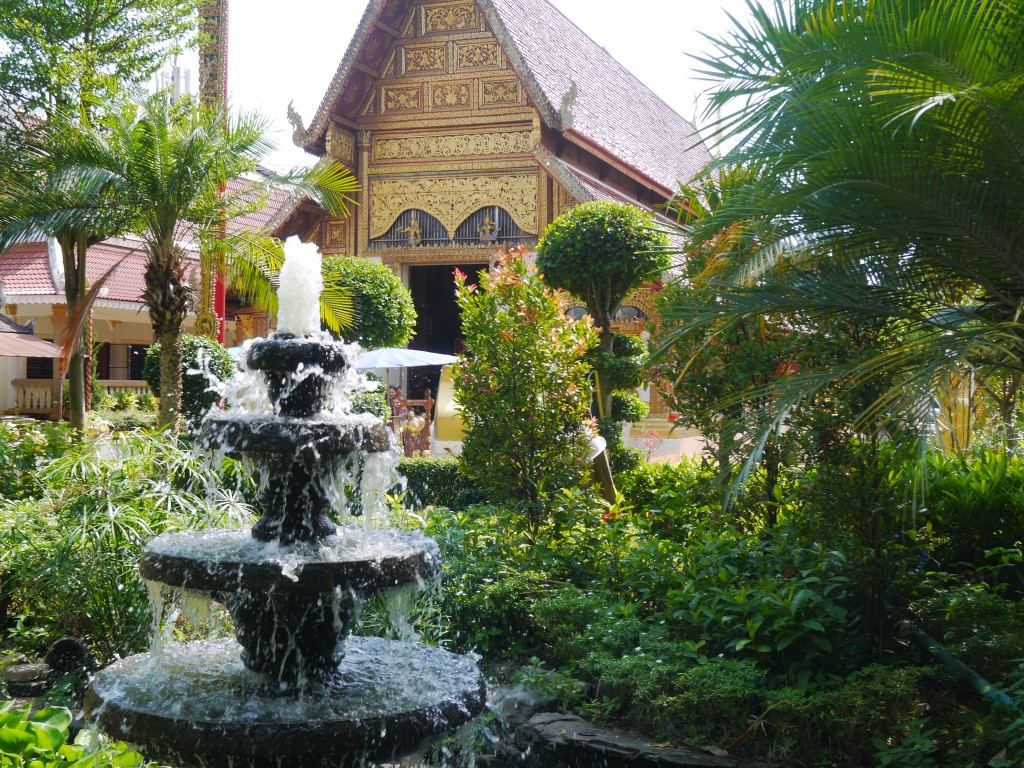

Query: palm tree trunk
[157,330,182,428]
[67,347,86,434]
[144,244,190,430]
[58,234,87,435]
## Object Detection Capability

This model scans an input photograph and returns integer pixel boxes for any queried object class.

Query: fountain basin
[142,528,439,594]
[143,528,440,682]
[196,416,391,456]
[85,636,486,768]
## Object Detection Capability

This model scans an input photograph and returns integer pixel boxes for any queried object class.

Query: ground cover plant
[412,451,1024,766]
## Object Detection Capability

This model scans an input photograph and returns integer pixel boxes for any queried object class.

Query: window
[26,355,54,379]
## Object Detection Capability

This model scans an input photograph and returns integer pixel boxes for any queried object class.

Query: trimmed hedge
[398,456,484,510]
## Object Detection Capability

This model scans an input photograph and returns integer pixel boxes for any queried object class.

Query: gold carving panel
[430,81,472,109]
[481,77,522,107]
[373,130,534,161]
[327,219,348,248]
[422,3,478,33]
[456,41,501,70]
[381,85,422,113]
[370,174,539,239]
[326,123,356,164]
[402,43,447,75]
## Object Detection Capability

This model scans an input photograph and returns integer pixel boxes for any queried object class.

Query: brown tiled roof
[0,238,199,306]
[481,0,710,193]
[303,0,711,195]
[224,177,294,236]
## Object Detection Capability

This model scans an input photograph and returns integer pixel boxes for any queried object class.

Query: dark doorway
[406,262,484,398]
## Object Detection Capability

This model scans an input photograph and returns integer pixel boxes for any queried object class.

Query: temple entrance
[406,262,484,397]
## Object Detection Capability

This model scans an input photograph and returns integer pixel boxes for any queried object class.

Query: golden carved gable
[369,173,538,239]
[354,0,524,121]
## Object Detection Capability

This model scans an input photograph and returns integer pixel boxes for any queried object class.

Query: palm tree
[6,92,358,428]
[0,115,130,433]
[657,0,1024,482]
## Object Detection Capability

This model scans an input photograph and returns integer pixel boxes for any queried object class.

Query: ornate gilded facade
[275,0,712,416]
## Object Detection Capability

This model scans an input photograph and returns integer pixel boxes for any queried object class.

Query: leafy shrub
[453,247,598,509]
[615,457,721,536]
[143,334,235,428]
[350,390,389,422]
[110,389,137,412]
[0,419,74,501]
[91,409,158,432]
[136,391,158,412]
[0,430,255,661]
[612,391,648,424]
[908,580,1024,682]
[323,255,416,349]
[921,449,1024,571]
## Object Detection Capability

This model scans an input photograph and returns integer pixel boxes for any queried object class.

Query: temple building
[273,0,712,413]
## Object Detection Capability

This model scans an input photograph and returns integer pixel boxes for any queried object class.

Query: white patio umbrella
[354,348,459,370]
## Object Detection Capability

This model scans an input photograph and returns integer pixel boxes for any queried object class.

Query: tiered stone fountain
[85,243,484,768]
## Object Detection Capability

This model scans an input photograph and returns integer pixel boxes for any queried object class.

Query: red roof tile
[0,243,58,295]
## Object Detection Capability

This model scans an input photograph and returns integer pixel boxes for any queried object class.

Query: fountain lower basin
[86,636,485,768]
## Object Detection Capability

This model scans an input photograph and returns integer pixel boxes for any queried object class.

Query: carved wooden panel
[327,123,356,164]
[403,43,447,75]
[430,80,472,109]
[422,2,478,34]
[382,85,422,113]
[373,130,534,161]
[455,41,501,70]
[327,220,348,247]
[369,174,539,239]
[481,77,522,107]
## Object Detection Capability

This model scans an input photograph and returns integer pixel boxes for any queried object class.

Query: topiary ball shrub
[322,255,416,349]
[143,334,235,428]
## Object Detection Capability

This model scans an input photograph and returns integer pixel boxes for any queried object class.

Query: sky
[174,0,754,172]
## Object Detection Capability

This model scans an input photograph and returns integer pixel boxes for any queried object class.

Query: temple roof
[301,0,710,195]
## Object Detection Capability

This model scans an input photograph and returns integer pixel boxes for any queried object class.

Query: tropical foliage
[656,0,1024,485]
[0,429,253,662]
[0,0,196,433]
[0,92,357,428]
[143,334,235,429]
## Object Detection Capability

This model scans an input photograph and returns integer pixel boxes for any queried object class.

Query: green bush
[0,419,74,501]
[143,334,235,428]
[453,247,598,509]
[921,449,1024,571]
[92,409,158,432]
[350,390,389,422]
[323,255,416,349]
[0,699,154,767]
[612,391,648,424]
[110,389,137,412]
[136,391,158,412]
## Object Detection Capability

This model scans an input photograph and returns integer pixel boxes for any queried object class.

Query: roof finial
[287,100,309,146]
[560,80,577,130]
